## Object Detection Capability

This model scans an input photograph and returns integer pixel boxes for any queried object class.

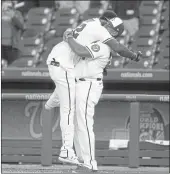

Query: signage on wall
[25,102,60,139]
[110,103,169,149]
[2,100,169,142]
[126,103,167,141]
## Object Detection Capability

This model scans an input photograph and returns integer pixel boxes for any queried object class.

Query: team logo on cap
[91,44,100,52]
[110,17,123,27]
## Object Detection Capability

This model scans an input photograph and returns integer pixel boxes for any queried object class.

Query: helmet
[108,17,124,36]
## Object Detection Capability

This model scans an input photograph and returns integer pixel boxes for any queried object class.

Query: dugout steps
[2,139,169,167]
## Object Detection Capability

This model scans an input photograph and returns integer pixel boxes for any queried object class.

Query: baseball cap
[108,17,124,36]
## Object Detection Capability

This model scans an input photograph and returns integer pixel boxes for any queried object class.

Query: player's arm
[104,38,137,60]
[63,28,93,58]
[67,37,92,58]
[98,26,140,60]
[67,37,106,60]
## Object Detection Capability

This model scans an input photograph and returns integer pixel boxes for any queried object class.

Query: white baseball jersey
[75,41,111,79]
[46,18,113,69]
[46,41,77,70]
[73,18,113,45]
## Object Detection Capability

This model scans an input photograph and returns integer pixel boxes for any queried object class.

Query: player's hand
[133,51,142,62]
[63,28,73,42]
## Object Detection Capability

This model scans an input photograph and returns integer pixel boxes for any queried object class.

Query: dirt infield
[2,164,169,174]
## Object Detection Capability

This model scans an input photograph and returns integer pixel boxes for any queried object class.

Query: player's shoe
[58,156,81,165]
[75,161,98,172]
[58,149,82,165]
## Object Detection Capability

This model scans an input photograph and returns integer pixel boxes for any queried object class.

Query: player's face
[104,22,118,37]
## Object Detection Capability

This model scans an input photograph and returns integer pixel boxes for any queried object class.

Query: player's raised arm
[63,28,92,58]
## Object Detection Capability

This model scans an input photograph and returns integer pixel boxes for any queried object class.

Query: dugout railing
[2,93,169,168]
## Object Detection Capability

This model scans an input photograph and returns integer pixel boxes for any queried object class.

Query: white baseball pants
[47,65,76,156]
[74,79,103,169]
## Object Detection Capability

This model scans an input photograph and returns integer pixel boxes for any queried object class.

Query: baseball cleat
[58,156,82,165]
[75,163,98,172]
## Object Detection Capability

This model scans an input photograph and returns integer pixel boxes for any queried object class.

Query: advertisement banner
[2,67,169,82]
[2,100,169,141]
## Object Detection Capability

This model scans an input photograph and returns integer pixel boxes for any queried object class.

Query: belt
[75,78,102,82]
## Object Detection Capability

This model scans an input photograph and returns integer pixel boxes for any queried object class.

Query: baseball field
[2,164,169,174]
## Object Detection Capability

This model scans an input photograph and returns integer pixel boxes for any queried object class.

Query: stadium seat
[127,33,158,69]
[26,15,51,25]
[18,29,44,66]
[136,26,159,38]
[25,7,53,33]
[162,0,169,11]
[39,0,56,8]
[50,8,78,37]
[140,5,162,17]
[43,29,57,43]
[111,52,130,69]
[131,36,158,47]
[90,1,103,8]
[9,57,37,68]
[154,61,169,70]
[82,8,103,21]
[158,37,169,49]
[140,16,160,26]
[161,29,169,37]
[134,44,158,59]
[20,45,42,59]
[110,51,122,68]
[129,18,160,65]
[21,29,44,51]
[153,51,169,70]
[156,38,169,55]
[128,1,162,67]
[158,47,169,59]
[27,7,52,16]
[125,55,159,69]
[21,36,43,47]
[159,20,169,31]
[134,1,163,67]
[141,1,162,6]
[160,10,169,22]
[160,4,169,32]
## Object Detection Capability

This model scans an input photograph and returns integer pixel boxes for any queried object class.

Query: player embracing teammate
[45,10,142,172]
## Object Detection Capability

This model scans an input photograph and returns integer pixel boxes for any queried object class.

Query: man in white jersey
[62,26,141,171]
[45,10,142,165]
[66,39,112,172]
[45,41,80,165]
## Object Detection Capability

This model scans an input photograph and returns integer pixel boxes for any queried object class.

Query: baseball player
[45,41,79,164]
[45,10,142,165]
[63,28,141,171]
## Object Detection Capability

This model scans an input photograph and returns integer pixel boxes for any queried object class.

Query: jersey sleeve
[85,41,110,59]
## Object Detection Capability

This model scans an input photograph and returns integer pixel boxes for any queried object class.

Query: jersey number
[73,23,87,39]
